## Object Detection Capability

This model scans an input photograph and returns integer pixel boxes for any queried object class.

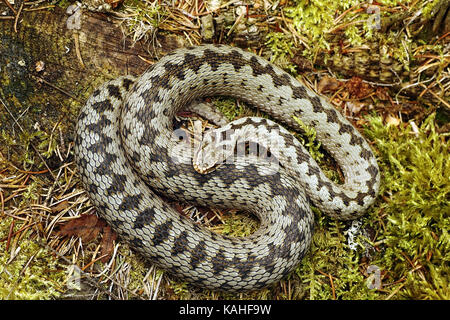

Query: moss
[292,116,324,163]
[292,212,376,299]
[212,97,249,121]
[5,111,443,300]
[1,104,446,300]
[104,245,166,299]
[285,0,362,52]
[120,0,167,42]
[217,211,259,238]
[0,217,66,299]
[1,0,447,299]
[364,113,449,299]
[287,112,448,300]
[265,32,297,73]
[0,125,59,168]
[422,0,443,18]
[55,0,72,9]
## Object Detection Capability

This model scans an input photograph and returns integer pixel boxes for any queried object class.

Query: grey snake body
[74,44,380,291]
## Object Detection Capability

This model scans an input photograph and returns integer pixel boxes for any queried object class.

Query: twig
[423,86,450,109]
[334,3,363,25]
[24,5,55,12]
[226,10,245,37]
[0,183,29,189]
[32,75,81,102]
[385,282,406,300]
[13,1,24,33]
[5,218,14,251]
[16,168,49,174]
[0,189,4,216]
[317,269,336,299]
[33,238,123,300]
[328,19,367,34]
[394,74,436,103]
[73,33,85,69]
[81,254,110,272]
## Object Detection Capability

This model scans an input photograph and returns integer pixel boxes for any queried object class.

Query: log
[0,5,183,167]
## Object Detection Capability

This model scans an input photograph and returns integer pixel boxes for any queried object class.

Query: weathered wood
[0,5,183,167]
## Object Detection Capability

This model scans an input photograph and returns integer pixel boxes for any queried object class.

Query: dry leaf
[58,214,118,262]
[292,55,314,73]
[375,87,390,101]
[318,75,340,93]
[100,225,117,263]
[35,60,45,72]
[58,214,104,242]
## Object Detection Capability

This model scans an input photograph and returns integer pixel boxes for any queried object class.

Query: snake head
[193,128,235,174]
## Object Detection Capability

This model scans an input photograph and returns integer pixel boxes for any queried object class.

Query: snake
[74,44,380,292]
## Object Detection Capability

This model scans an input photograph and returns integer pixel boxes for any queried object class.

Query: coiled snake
[74,44,380,291]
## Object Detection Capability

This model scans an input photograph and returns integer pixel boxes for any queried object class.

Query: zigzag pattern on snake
[74,44,380,291]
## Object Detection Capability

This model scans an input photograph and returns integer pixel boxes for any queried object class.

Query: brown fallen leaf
[375,87,390,101]
[99,225,117,263]
[58,214,105,243]
[318,75,341,93]
[291,55,314,73]
[58,214,118,262]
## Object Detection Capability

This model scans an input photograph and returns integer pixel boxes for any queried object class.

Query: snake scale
[74,44,380,291]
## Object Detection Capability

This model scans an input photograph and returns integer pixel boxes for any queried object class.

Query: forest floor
[0,0,448,300]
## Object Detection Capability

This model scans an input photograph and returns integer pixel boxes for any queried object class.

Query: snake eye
[172,128,189,143]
